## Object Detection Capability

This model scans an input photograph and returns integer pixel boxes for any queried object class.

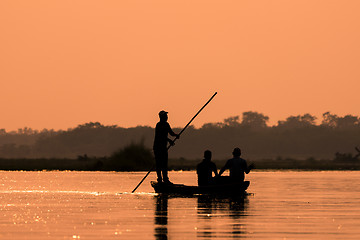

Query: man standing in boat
[196,150,218,186]
[218,147,253,183]
[153,110,179,184]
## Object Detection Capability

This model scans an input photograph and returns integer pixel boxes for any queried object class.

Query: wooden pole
[131,92,217,193]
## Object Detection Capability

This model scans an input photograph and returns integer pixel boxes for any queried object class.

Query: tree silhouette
[321,112,359,129]
[241,111,269,128]
[337,115,359,129]
[321,112,338,127]
[0,113,359,160]
[223,116,240,127]
[278,114,316,128]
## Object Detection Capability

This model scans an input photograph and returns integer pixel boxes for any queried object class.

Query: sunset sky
[1,1,359,131]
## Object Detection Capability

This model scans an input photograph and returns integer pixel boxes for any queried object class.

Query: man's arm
[218,161,230,176]
[218,167,225,176]
[244,160,254,174]
[245,163,254,174]
[168,124,180,139]
[169,131,180,139]
[167,138,175,146]
[212,163,219,177]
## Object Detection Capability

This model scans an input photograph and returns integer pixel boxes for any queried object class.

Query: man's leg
[154,150,162,182]
[156,169,162,182]
[161,151,171,183]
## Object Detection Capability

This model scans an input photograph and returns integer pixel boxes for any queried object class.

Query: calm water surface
[0,170,360,239]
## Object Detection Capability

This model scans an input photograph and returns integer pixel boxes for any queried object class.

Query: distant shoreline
[170,158,360,171]
[1,157,359,171]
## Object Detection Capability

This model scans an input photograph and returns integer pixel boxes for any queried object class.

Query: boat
[151,180,250,195]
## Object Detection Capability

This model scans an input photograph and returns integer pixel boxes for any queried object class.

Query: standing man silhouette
[153,110,179,184]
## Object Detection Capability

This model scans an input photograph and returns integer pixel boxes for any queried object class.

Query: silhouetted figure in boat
[153,110,179,184]
[196,150,218,186]
[218,147,253,184]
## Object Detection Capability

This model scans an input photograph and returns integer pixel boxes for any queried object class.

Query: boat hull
[151,181,250,195]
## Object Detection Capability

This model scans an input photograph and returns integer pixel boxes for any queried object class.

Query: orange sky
[1,1,359,131]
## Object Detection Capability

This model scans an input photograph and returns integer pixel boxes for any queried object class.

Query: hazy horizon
[1,1,359,131]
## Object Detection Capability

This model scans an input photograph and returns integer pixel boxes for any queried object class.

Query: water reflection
[3,171,360,239]
[197,195,249,238]
[154,194,249,239]
[228,196,248,237]
[154,194,168,240]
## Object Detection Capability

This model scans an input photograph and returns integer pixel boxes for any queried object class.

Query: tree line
[0,111,359,160]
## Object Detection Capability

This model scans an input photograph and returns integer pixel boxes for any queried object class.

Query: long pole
[131,92,217,193]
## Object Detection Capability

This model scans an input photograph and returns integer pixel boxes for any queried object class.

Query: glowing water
[0,171,359,239]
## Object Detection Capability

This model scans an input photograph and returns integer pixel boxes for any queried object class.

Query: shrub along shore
[1,142,359,171]
[1,157,360,171]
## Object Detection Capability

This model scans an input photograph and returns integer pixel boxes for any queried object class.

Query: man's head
[232,147,241,157]
[204,150,212,160]
[158,110,168,122]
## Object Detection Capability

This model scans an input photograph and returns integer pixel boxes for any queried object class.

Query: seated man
[196,150,218,186]
[218,147,253,184]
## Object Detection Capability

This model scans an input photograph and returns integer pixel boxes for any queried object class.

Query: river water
[0,170,359,239]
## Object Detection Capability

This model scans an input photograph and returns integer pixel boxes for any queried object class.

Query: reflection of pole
[131,92,218,193]
[154,195,168,240]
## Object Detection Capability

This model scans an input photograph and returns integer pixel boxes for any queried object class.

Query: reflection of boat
[151,181,250,195]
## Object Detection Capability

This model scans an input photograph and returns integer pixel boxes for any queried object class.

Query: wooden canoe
[151,181,250,195]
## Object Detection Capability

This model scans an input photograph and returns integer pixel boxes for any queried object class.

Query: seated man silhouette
[218,147,253,184]
[196,150,218,186]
